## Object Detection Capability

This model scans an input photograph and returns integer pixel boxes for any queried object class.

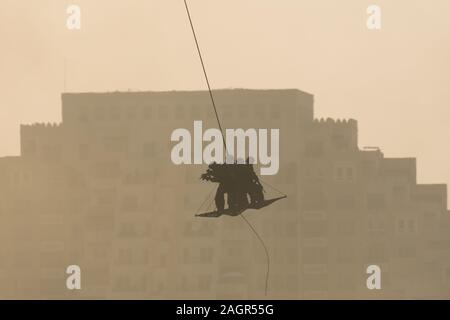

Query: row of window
[74,104,282,122]
[302,191,416,211]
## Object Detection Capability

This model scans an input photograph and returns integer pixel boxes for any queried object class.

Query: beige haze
[0,0,449,202]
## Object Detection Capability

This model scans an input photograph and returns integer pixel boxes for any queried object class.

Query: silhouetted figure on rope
[200,158,264,212]
[243,157,264,206]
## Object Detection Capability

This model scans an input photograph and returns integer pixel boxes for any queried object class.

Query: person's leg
[235,184,249,208]
[228,189,237,209]
[252,183,264,204]
[215,184,225,211]
[239,193,249,207]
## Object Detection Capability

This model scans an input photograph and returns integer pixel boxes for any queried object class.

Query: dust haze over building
[0,89,449,299]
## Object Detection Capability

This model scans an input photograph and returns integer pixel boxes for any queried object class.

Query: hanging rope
[194,185,217,216]
[183,0,227,151]
[183,0,274,296]
[240,213,270,296]
[259,178,287,197]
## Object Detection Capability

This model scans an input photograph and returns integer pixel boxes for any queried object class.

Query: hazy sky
[0,0,449,200]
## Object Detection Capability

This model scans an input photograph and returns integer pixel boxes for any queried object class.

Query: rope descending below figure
[182,0,282,297]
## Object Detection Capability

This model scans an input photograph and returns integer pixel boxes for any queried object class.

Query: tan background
[0,0,449,299]
[0,0,449,203]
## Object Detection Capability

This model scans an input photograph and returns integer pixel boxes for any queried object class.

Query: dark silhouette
[200,158,266,213]
[242,158,264,206]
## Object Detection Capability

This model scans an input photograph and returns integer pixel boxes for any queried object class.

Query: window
[115,275,131,291]
[445,267,450,284]
[285,275,298,292]
[223,106,232,120]
[334,164,355,182]
[392,186,406,204]
[200,248,214,263]
[119,223,137,238]
[94,106,105,120]
[346,167,353,180]
[22,139,36,157]
[238,105,249,118]
[367,193,386,211]
[206,107,215,119]
[336,248,355,263]
[78,108,89,122]
[270,105,281,119]
[423,211,436,228]
[408,220,416,232]
[285,221,298,237]
[143,142,156,159]
[126,107,136,119]
[331,134,349,151]
[110,106,120,120]
[305,141,323,157]
[158,105,168,119]
[142,106,152,119]
[303,247,328,264]
[303,189,327,210]
[79,144,90,160]
[190,105,201,118]
[103,136,128,153]
[198,275,212,291]
[254,105,265,119]
[367,243,388,262]
[175,105,185,119]
[336,220,356,236]
[399,219,405,232]
[93,161,120,179]
[398,244,416,258]
[397,218,416,234]
[118,248,132,265]
[361,160,375,176]
[135,249,148,264]
[336,193,355,210]
[302,274,328,291]
[368,219,385,234]
[43,145,62,163]
[286,248,298,264]
[336,274,356,291]
[302,220,328,238]
[226,246,242,259]
[121,195,138,211]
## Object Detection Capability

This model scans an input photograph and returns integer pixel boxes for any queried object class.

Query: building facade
[0,89,448,299]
